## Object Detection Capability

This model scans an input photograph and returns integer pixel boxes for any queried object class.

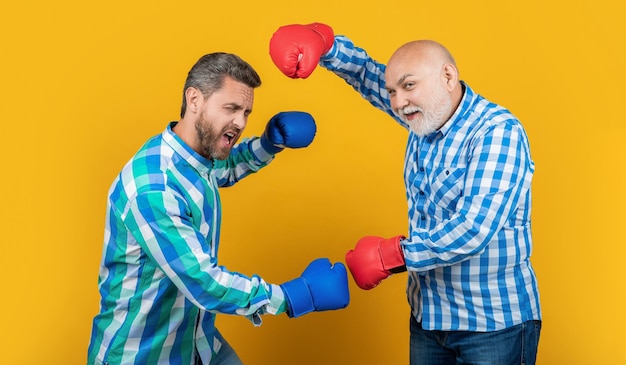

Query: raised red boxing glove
[345,235,406,290]
[269,23,334,79]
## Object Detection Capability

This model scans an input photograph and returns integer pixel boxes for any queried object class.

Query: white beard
[398,88,453,137]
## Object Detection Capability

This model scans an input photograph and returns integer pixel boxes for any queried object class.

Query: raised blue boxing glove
[260,111,317,154]
[280,258,350,318]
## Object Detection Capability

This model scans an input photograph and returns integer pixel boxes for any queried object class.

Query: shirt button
[421,216,426,220]
[419,191,424,195]
[419,167,424,172]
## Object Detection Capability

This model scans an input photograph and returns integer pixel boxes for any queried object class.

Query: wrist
[379,235,406,271]
[260,134,284,155]
[280,278,314,318]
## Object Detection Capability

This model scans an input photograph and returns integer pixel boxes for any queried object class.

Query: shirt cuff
[251,137,279,162]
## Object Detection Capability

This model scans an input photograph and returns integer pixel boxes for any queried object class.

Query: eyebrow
[386,73,413,92]
[224,102,252,113]
[224,102,243,109]
[396,73,413,86]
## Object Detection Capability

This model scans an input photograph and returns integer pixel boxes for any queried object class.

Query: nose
[391,91,409,111]
[233,113,247,130]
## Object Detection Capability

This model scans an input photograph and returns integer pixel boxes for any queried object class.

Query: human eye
[225,104,241,113]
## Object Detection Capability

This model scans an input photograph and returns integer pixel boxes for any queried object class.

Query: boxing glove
[269,23,334,79]
[345,235,407,290]
[260,111,317,154]
[280,258,350,318]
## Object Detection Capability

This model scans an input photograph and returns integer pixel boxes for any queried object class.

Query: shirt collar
[433,81,475,138]
[162,121,214,174]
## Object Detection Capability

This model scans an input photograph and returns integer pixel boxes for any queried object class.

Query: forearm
[148,238,288,317]
[320,35,396,118]
[213,137,275,187]
[214,111,317,187]
[403,211,497,271]
[127,192,288,317]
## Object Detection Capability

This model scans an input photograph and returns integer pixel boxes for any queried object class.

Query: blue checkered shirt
[321,36,541,331]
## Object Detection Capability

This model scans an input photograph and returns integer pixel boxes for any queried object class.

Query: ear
[184,87,202,114]
[442,63,458,91]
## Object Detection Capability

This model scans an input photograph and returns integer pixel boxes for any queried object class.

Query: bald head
[384,40,463,135]
[387,40,457,78]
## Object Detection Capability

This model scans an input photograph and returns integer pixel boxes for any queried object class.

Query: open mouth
[223,131,237,146]
[399,107,422,122]
[405,111,420,119]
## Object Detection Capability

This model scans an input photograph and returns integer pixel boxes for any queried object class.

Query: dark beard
[194,116,239,161]
[195,119,221,160]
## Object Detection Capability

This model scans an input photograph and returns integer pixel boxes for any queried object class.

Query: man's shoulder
[463,91,522,132]
[118,136,174,192]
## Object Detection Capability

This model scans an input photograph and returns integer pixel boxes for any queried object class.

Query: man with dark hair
[87,52,350,365]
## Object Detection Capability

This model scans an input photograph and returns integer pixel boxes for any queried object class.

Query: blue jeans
[410,315,541,365]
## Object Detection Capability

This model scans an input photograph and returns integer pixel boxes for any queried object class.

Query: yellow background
[1,0,624,364]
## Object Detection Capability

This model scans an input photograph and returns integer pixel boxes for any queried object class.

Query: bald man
[269,24,542,365]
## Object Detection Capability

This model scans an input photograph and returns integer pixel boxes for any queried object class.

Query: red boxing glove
[345,235,406,290]
[269,23,334,79]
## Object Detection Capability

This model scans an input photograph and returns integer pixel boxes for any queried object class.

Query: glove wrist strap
[380,235,406,271]
[260,134,284,155]
[280,278,314,318]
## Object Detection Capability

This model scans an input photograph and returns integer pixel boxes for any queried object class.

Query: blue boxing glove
[280,258,350,318]
[260,111,317,154]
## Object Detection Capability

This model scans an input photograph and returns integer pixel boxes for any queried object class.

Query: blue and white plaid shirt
[321,36,541,331]
[88,123,287,365]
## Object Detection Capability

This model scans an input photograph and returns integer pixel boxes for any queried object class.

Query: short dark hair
[180,52,262,118]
